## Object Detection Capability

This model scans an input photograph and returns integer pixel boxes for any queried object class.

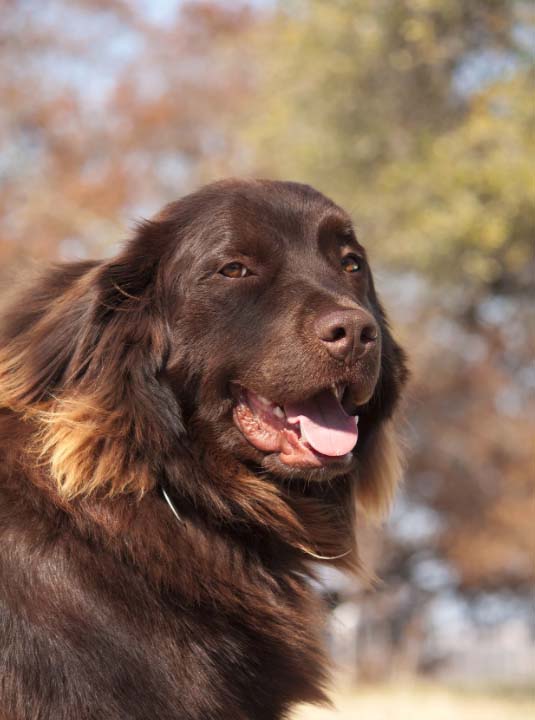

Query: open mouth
[232,383,359,468]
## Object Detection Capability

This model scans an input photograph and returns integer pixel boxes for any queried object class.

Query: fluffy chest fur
[0,441,327,720]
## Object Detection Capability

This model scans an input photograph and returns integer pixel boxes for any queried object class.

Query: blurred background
[1,0,533,716]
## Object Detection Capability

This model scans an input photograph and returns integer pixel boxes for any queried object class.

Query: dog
[0,179,407,720]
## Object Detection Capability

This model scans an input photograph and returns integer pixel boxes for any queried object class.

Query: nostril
[331,326,346,342]
[360,324,378,344]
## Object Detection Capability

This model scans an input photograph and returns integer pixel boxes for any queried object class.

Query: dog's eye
[220,262,250,279]
[341,254,362,273]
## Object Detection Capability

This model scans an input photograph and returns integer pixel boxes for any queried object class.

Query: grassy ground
[292,683,534,720]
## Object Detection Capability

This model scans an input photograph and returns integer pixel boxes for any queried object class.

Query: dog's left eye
[220,262,251,279]
[341,254,362,273]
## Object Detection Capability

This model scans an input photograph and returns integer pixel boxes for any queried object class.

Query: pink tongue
[284,389,358,457]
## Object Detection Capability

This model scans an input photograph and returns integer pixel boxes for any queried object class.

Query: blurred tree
[242,0,534,292]
[351,286,535,678]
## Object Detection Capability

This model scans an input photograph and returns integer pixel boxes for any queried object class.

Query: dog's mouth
[232,383,359,468]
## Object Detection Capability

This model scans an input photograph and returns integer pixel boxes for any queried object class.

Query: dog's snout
[314,309,378,362]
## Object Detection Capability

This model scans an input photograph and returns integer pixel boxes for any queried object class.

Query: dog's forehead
[224,182,356,247]
[160,180,362,263]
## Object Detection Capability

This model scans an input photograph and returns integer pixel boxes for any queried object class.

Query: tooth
[273,406,285,419]
[257,395,272,406]
[332,382,344,401]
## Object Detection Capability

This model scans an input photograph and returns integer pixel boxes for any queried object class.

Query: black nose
[315,309,378,362]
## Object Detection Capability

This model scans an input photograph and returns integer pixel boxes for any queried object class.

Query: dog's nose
[315,309,378,362]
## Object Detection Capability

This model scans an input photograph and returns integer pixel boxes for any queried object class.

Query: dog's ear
[354,420,405,519]
[0,218,183,498]
[354,324,409,519]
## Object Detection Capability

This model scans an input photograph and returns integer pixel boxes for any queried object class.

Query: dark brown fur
[0,179,407,719]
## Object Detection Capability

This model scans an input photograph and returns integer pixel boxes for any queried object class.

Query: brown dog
[0,179,407,720]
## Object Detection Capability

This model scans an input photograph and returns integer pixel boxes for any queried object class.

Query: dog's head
[163,181,406,486]
[0,179,407,552]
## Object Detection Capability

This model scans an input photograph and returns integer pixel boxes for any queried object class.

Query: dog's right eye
[219,262,250,279]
